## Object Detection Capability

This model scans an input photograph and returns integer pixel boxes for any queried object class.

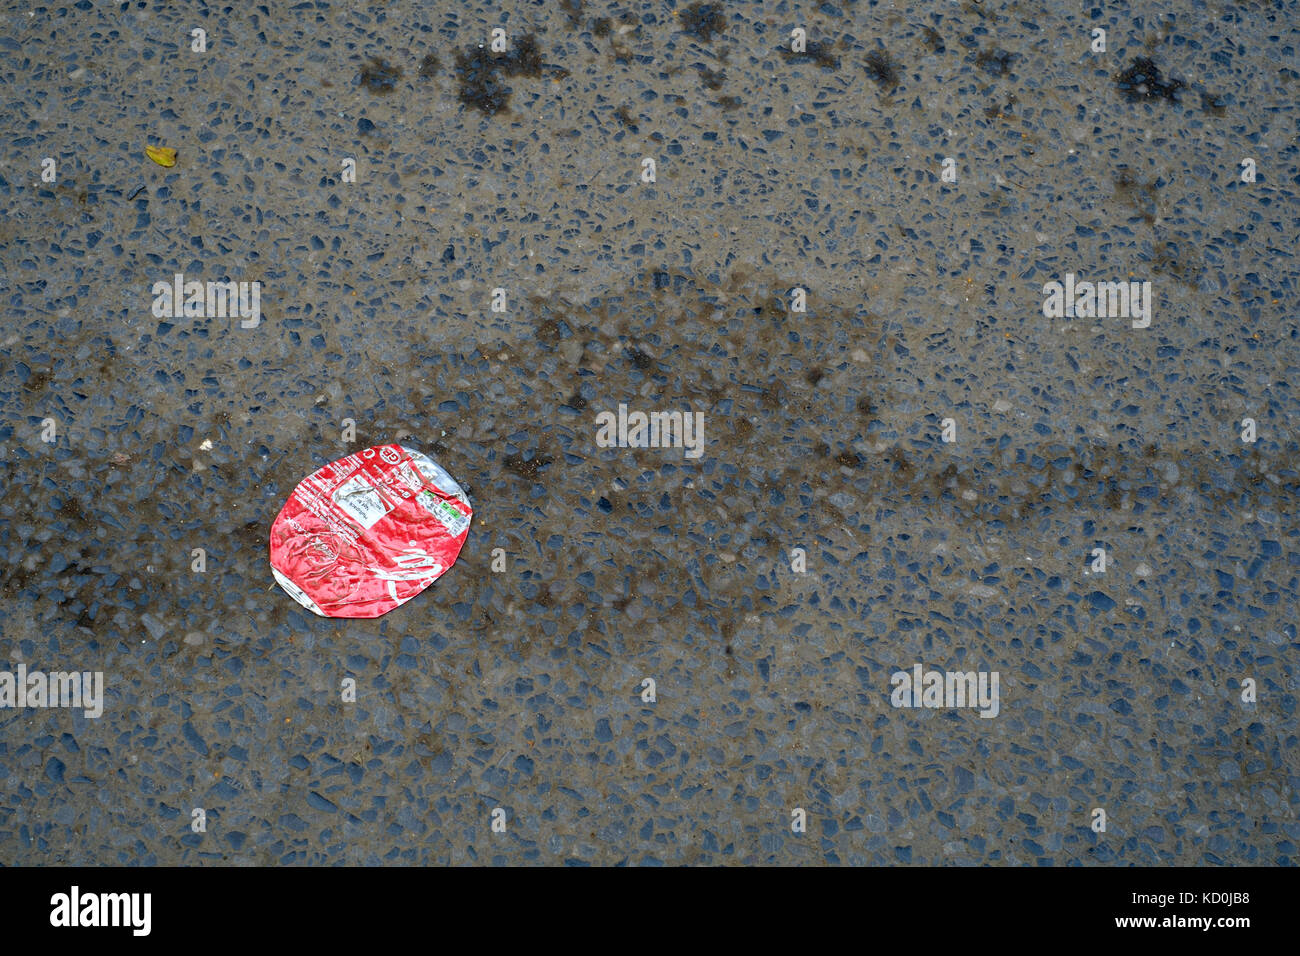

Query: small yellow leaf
[145,145,177,167]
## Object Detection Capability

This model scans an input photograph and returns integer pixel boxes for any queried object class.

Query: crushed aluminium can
[269,444,472,618]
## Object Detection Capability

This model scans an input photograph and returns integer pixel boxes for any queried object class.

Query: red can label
[268,445,472,618]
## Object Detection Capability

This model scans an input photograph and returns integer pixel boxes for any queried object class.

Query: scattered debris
[1116,56,1184,102]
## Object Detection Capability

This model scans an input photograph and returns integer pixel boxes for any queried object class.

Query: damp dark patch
[804,367,824,386]
[780,41,840,70]
[1116,57,1184,103]
[359,57,402,94]
[454,34,546,116]
[717,95,742,111]
[504,452,553,481]
[593,17,612,38]
[680,2,727,43]
[856,395,876,417]
[698,66,726,90]
[835,450,862,469]
[975,46,1014,76]
[418,53,440,79]
[863,48,900,88]
[1200,90,1227,116]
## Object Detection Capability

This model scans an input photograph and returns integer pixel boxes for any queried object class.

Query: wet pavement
[1,1,1297,864]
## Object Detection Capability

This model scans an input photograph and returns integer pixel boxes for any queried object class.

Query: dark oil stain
[1149,240,1204,287]
[1104,478,1124,510]
[780,40,841,70]
[887,446,914,478]
[758,381,787,412]
[626,345,653,370]
[1,563,33,598]
[503,34,544,76]
[1113,166,1159,226]
[698,66,726,90]
[975,46,1014,76]
[931,462,958,497]
[804,367,824,386]
[863,48,901,88]
[52,183,88,205]
[536,316,562,346]
[559,0,584,26]
[24,367,53,392]
[1116,57,1185,102]
[680,2,728,43]
[921,26,945,53]
[56,495,87,521]
[985,93,1017,119]
[15,262,1294,671]
[1200,90,1227,115]
[754,294,786,322]
[717,95,742,111]
[593,17,612,38]
[418,53,440,79]
[235,519,264,551]
[454,34,546,115]
[359,57,402,94]
[614,104,638,130]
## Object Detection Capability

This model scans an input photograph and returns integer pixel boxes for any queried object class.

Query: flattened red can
[269,444,472,618]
